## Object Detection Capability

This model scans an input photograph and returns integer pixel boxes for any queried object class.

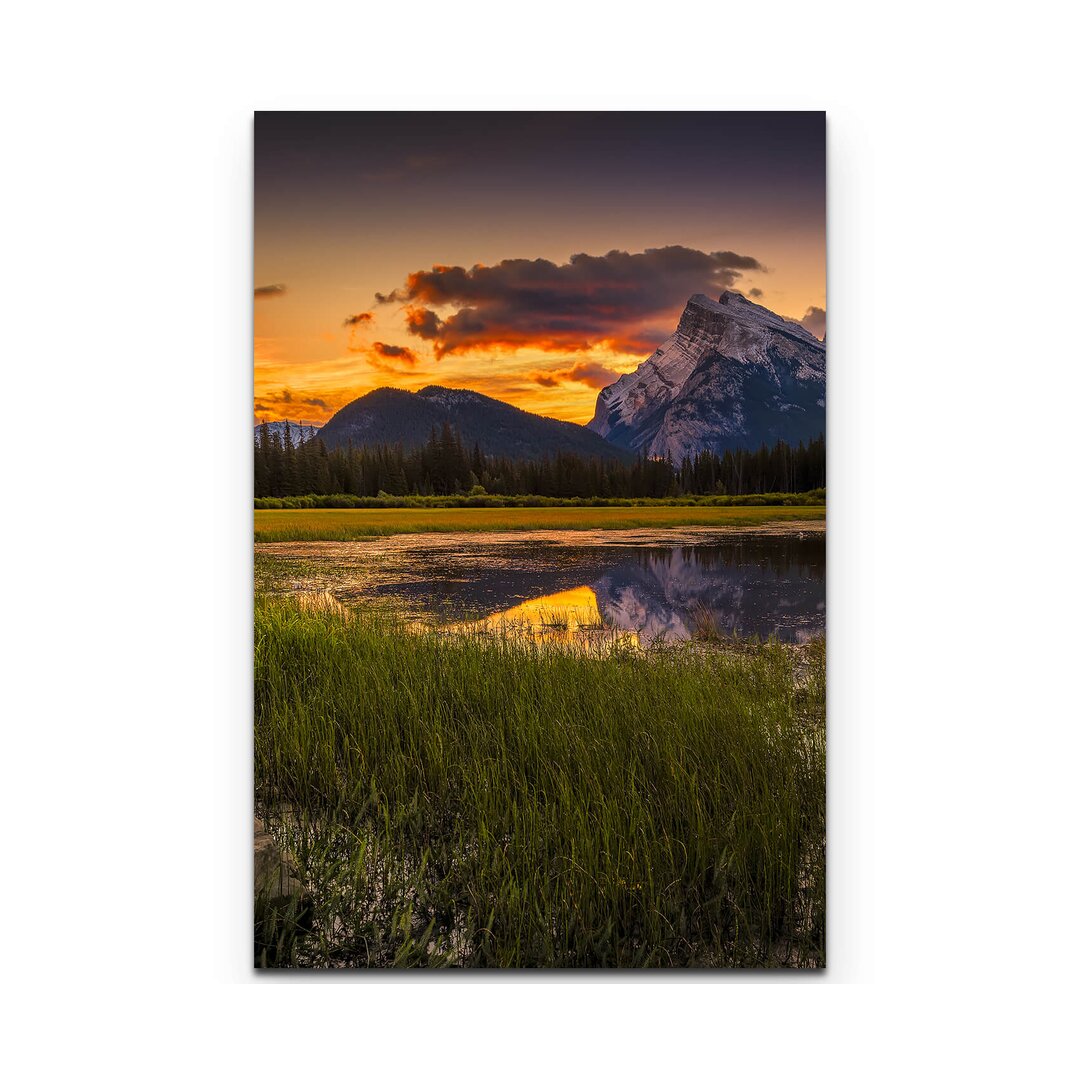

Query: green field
[255,595,825,968]
[254,504,825,543]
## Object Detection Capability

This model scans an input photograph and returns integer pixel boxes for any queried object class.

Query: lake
[264,527,825,646]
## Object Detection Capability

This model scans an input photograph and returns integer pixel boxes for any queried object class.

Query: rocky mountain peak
[677,291,820,345]
[588,293,826,461]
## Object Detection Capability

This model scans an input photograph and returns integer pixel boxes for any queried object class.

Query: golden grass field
[254,504,825,543]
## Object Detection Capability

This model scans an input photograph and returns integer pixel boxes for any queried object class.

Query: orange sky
[254,113,825,427]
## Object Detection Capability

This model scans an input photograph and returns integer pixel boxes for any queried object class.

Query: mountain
[318,385,634,462]
[588,292,825,461]
[254,420,322,447]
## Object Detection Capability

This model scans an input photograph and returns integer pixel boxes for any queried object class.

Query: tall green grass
[255,596,825,967]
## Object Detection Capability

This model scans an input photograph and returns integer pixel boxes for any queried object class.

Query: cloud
[531,361,622,390]
[361,341,420,371]
[344,311,376,352]
[562,362,621,389]
[253,388,335,424]
[254,284,286,299]
[711,251,763,270]
[372,342,417,362]
[375,246,764,358]
[748,287,764,299]
[800,306,826,339]
[404,305,443,338]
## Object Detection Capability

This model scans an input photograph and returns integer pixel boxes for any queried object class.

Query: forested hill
[317,385,633,463]
[254,421,825,501]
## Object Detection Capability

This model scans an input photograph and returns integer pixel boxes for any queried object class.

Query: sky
[254,112,825,427]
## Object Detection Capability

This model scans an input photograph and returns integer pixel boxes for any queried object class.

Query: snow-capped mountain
[588,292,825,461]
[254,420,322,447]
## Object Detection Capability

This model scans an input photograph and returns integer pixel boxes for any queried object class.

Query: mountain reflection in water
[339,533,825,645]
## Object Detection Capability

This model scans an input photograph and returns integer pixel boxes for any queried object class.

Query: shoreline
[256,518,825,554]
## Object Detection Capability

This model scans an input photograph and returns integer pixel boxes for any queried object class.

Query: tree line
[255,422,825,500]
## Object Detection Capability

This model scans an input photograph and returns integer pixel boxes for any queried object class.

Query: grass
[254,504,825,543]
[255,595,825,967]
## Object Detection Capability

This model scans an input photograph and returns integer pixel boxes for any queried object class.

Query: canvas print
[254,112,826,968]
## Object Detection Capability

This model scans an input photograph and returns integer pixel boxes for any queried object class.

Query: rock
[254,816,303,901]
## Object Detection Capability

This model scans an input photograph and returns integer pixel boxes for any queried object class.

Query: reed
[254,596,825,968]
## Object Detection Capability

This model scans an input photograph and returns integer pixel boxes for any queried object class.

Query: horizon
[255,112,825,428]
[255,286,825,434]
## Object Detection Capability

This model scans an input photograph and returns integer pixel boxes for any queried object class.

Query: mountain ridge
[317,384,634,463]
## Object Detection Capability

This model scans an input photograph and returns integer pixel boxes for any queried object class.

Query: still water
[270,529,825,645]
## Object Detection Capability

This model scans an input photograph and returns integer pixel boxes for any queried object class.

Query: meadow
[255,595,825,968]
[254,503,825,543]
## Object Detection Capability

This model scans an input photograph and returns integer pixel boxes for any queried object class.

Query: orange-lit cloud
[404,305,442,339]
[376,246,764,359]
[363,341,419,371]
[344,311,376,353]
[255,284,287,299]
[530,361,621,390]
[253,388,335,425]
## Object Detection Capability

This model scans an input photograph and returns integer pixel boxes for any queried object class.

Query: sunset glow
[255,112,825,426]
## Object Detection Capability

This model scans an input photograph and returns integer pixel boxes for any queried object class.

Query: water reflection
[281,531,825,645]
[449,586,640,649]
[594,541,824,643]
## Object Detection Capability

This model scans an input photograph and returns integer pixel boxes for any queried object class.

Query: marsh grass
[255,595,825,968]
[254,504,825,543]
